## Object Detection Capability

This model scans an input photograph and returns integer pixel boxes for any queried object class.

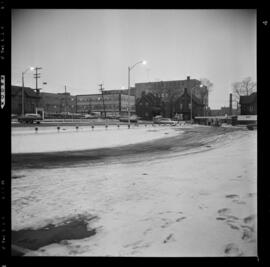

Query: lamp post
[190,83,203,123]
[21,67,34,115]
[128,60,147,126]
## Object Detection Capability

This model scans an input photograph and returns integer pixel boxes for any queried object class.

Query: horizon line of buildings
[11,76,256,120]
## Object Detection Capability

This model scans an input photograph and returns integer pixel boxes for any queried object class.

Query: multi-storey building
[39,92,76,114]
[134,76,209,120]
[75,90,135,117]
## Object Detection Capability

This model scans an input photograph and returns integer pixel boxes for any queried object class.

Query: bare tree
[232,77,256,104]
[200,78,213,94]
[199,78,213,115]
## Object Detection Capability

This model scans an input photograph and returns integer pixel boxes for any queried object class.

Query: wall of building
[75,93,135,116]
[136,88,204,120]
[39,92,76,114]
[134,77,208,105]
[11,86,41,115]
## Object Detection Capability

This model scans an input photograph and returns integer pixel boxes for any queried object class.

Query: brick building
[210,107,240,116]
[239,92,257,115]
[75,90,135,117]
[134,76,208,120]
[39,92,76,114]
[136,88,205,120]
[11,85,41,115]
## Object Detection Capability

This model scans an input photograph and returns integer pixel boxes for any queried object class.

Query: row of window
[139,103,194,109]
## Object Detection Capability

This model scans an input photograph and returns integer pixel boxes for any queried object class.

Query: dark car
[18,113,42,124]
[247,123,257,130]
[119,115,138,123]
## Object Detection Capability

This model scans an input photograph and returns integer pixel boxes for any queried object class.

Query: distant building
[39,92,76,114]
[239,92,257,115]
[210,107,239,116]
[134,76,208,120]
[75,90,135,117]
[136,87,205,120]
[11,85,41,115]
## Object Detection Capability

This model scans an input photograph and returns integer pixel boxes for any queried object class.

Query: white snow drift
[12,125,180,153]
[11,128,257,257]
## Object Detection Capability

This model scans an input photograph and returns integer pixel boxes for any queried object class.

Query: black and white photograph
[8,9,258,258]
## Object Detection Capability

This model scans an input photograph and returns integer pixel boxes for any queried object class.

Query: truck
[18,113,42,124]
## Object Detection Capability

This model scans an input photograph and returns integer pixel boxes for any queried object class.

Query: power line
[33,67,42,93]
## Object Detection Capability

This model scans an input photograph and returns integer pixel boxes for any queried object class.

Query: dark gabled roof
[239,92,257,105]
[12,85,40,98]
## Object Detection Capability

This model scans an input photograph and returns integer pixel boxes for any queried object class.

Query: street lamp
[190,83,203,123]
[128,60,147,126]
[21,66,34,115]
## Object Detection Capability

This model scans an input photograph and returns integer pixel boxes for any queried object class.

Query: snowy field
[11,126,257,257]
[12,125,180,153]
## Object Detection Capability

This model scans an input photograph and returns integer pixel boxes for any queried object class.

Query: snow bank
[12,126,180,154]
[11,130,257,256]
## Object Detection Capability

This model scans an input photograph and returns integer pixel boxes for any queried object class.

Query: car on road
[18,113,42,124]
[84,114,99,119]
[153,116,177,125]
[158,118,177,126]
[119,115,138,123]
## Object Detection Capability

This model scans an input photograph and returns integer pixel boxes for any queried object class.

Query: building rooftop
[12,85,40,98]
[239,92,257,104]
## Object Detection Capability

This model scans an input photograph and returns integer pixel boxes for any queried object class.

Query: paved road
[12,126,244,171]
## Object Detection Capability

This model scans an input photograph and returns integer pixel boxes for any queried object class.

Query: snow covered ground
[11,127,257,257]
[12,125,180,153]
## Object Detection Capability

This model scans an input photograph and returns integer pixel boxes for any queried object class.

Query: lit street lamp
[21,66,34,115]
[128,60,147,126]
[190,83,203,123]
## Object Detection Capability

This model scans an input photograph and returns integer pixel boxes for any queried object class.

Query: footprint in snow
[163,234,174,244]
[217,208,232,216]
[243,214,256,225]
[224,243,244,256]
[225,194,239,199]
[176,217,186,222]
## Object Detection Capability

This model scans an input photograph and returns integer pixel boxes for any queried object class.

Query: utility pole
[64,85,67,120]
[99,83,106,118]
[33,67,42,93]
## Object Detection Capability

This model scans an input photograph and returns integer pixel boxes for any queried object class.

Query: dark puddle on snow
[12,216,97,256]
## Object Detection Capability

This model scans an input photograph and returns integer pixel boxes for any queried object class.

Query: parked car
[84,114,99,119]
[153,116,177,125]
[158,118,177,125]
[18,113,42,124]
[11,114,18,120]
[153,115,163,123]
[247,123,257,130]
[119,115,138,123]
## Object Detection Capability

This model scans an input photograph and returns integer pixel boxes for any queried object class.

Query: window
[180,103,183,110]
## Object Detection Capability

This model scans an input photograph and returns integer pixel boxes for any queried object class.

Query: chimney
[229,93,232,115]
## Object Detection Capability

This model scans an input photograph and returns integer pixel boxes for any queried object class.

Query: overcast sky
[12,9,256,109]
